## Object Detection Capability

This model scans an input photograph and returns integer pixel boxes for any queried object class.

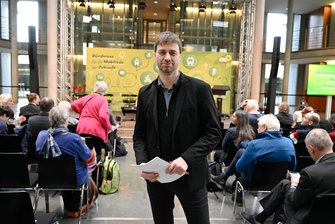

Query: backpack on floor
[99,140,120,194]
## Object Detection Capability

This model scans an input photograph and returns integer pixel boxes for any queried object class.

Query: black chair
[306,194,335,224]
[0,134,22,152]
[0,191,56,224]
[37,154,88,224]
[294,141,313,172]
[0,152,38,189]
[232,161,290,214]
[26,136,38,164]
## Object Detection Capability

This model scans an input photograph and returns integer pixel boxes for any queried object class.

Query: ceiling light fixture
[107,0,115,8]
[170,1,177,11]
[198,1,206,13]
[229,0,237,14]
[138,0,146,10]
[78,0,86,7]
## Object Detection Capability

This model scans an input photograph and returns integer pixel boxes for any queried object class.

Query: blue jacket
[236,131,296,184]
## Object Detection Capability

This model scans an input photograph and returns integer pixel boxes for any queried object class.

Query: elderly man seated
[242,128,335,224]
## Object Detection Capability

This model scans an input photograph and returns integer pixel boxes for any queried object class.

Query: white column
[47,0,58,101]
[10,0,18,103]
[251,0,265,102]
[282,0,294,102]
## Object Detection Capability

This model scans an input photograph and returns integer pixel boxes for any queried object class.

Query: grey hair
[58,101,71,113]
[258,114,280,131]
[49,106,69,128]
[154,31,182,53]
[245,99,259,112]
[0,93,12,106]
[305,128,333,152]
[93,81,108,95]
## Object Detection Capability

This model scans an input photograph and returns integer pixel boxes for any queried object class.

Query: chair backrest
[0,152,31,188]
[249,161,290,191]
[38,154,78,189]
[307,194,335,224]
[26,136,38,163]
[0,134,22,152]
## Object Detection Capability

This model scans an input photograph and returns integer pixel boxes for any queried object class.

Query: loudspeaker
[28,26,39,95]
[265,36,281,114]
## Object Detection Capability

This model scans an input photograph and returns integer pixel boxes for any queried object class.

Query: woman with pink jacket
[71,81,112,156]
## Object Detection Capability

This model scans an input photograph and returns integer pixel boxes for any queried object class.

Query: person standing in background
[133,31,222,224]
[71,81,112,157]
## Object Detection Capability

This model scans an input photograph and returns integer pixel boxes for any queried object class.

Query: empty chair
[306,194,335,224]
[0,191,56,224]
[37,154,88,224]
[0,152,38,189]
[0,134,22,152]
[232,161,290,214]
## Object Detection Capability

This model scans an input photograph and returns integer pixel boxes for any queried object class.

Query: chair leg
[220,188,226,214]
[251,195,259,215]
[45,190,50,213]
[233,181,244,214]
[78,186,85,224]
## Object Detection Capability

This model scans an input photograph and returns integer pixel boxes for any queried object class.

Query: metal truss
[236,0,255,106]
[57,0,74,102]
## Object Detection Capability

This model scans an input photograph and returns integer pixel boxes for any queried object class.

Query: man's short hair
[0,106,14,118]
[305,112,320,126]
[154,31,182,53]
[245,99,259,112]
[258,114,280,132]
[305,128,333,152]
[39,97,55,113]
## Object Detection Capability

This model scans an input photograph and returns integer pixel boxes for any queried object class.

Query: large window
[1,0,9,39]
[17,1,39,42]
[265,13,287,53]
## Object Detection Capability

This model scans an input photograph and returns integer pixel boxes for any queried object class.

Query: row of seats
[0,152,89,224]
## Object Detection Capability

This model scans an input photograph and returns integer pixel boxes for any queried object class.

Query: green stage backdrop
[86,48,232,113]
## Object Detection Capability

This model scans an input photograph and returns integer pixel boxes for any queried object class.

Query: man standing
[133,31,222,224]
[242,128,335,224]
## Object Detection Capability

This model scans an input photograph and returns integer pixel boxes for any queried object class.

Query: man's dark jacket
[133,72,222,192]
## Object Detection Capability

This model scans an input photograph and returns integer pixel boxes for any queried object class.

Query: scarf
[40,127,68,159]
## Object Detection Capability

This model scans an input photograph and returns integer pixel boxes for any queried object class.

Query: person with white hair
[58,100,78,126]
[71,81,112,157]
[230,114,296,205]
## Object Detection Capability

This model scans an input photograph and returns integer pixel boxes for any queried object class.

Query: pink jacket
[71,94,112,142]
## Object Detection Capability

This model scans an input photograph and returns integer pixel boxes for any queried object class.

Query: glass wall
[0,0,9,40]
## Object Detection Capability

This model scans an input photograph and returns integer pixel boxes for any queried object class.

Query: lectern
[212,85,230,115]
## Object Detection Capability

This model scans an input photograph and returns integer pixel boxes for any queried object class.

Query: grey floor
[33,140,272,224]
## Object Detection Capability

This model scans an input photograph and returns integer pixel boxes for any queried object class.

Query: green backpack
[99,154,120,194]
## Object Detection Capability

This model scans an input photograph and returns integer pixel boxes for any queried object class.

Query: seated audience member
[243,99,264,134]
[292,100,308,126]
[0,106,14,134]
[19,93,40,123]
[36,106,94,218]
[292,106,314,131]
[0,93,26,128]
[275,101,293,137]
[290,112,320,144]
[58,100,78,126]
[236,114,296,186]
[242,128,335,224]
[27,97,55,138]
[211,110,255,188]
[328,113,335,150]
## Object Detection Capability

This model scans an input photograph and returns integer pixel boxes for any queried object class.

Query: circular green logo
[96,73,104,81]
[118,69,126,77]
[140,72,156,85]
[145,51,153,59]
[132,57,142,68]
[209,67,220,78]
[153,63,159,72]
[183,55,198,69]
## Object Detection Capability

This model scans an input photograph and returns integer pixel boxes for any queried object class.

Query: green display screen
[307,64,335,96]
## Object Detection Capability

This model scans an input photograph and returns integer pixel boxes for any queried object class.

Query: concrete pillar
[47,0,57,101]
[10,0,18,103]
[282,0,294,102]
[251,0,265,102]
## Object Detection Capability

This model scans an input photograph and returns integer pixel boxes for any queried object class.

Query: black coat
[133,72,222,192]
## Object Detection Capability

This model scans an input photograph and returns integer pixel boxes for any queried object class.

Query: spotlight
[229,0,237,14]
[198,1,206,13]
[170,2,177,11]
[107,0,115,8]
[138,0,146,10]
[78,0,86,7]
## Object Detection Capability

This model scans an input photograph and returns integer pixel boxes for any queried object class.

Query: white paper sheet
[132,157,185,183]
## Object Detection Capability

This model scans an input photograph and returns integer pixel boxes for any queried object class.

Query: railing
[292,24,335,52]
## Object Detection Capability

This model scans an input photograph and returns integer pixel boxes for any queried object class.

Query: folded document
[133,157,185,183]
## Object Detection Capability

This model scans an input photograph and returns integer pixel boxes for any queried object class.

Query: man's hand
[141,171,159,182]
[166,157,188,175]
